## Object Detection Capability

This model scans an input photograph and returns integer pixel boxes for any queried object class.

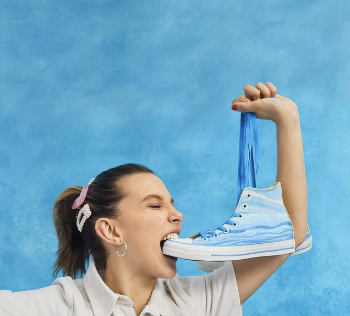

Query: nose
[169,207,183,223]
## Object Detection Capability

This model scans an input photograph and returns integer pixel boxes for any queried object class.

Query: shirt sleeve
[0,276,86,316]
[166,261,242,316]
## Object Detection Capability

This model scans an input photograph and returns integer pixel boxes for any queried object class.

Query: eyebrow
[141,194,174,205]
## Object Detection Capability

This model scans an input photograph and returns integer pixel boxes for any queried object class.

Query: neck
[102,257,157,315]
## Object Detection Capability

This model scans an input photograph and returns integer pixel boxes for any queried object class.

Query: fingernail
[232,104,237,111]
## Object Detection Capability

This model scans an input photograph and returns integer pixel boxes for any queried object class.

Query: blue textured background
[1,0,350,315]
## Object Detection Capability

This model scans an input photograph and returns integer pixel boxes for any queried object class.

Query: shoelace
[198,112,260,240]
[199,213,243,240]
[237,112,259,202]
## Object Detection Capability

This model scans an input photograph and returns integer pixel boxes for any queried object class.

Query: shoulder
[53,276,87,309]
[161,262,242,316]
[168,261,238,293]
[0,276,87,316]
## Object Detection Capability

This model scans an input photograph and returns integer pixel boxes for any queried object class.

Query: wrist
[276,109,300,128]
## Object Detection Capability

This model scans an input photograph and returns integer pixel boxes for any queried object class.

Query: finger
[274,94,288,101]
[256,82,272,98]
[232,95,251,104]
[266,82,277,97]
[232,99,261,113]
[244,85,261,101]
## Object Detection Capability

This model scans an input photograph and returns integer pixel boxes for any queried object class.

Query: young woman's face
[115,173,183,279]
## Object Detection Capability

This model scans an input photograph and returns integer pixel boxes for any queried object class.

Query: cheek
[120,212,165,246]
[126,219,164,265]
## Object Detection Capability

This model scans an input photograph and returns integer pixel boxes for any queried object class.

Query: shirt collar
[83,258,164,316]
[83,258,120,316]
[139,280,162,316]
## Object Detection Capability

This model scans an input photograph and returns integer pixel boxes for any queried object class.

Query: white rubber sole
[196,236,312,272]
[162,239,295,261]
[291,235,312,256]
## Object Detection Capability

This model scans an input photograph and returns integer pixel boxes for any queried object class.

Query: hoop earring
[117,240,128,257]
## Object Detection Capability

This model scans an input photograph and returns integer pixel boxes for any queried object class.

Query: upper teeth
[162,233,179,241]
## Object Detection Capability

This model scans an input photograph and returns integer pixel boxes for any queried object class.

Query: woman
[0,82,307,316]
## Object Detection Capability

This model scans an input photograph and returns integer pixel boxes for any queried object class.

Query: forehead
[119,173,170,201]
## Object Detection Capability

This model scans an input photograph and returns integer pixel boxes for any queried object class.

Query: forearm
[276,113,308,246]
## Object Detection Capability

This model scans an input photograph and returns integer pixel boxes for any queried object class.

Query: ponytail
[52,186,90,278]
[52,163,154,279]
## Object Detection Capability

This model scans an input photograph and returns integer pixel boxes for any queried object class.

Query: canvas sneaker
[291,225,312,255]
[162,182,296,261]
[196,225,312,272]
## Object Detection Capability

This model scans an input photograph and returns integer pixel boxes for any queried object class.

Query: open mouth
[160,233,179,251]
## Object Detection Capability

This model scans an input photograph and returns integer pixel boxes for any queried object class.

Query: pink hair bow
[72,178,95,209]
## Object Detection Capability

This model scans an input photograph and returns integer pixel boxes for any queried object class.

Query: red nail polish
[232,104,237,111]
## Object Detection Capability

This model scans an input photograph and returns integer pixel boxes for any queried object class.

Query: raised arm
[231,82,308,304]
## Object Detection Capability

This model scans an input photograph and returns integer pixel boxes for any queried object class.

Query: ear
[95,218,124,246]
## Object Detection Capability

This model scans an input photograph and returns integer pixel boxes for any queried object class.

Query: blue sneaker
[291,225,312,256]
[162,182,295,261]
[196,225,312,271]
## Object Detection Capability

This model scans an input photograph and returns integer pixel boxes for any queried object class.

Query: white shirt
[0,259,242,316]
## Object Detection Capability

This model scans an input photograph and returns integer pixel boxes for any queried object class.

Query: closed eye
[150,204,161,209]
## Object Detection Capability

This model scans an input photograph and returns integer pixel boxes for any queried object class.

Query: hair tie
[72,178,95,210]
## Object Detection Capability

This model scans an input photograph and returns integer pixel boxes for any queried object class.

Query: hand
[231,82,299,125]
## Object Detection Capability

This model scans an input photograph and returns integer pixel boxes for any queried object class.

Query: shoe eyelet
[242,203,248,209]
[223,228,229,234]
[247,193,251,198]
[233,222,237,227]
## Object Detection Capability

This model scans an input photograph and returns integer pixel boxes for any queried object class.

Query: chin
[158,257,177,279]
[161,267,177,279]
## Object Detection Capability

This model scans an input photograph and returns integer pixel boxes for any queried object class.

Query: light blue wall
[1,0,349,314]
